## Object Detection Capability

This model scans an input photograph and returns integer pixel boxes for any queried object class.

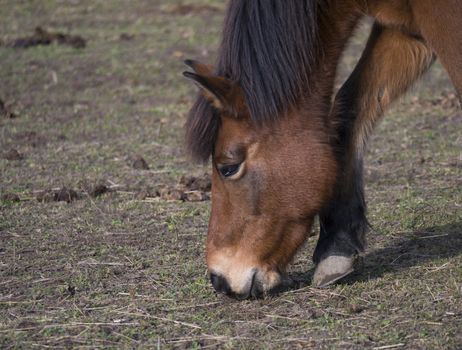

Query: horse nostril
[210,273,220,290]
[210,272,231,294]
[249,271,262,299]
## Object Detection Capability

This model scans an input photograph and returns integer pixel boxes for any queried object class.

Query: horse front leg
[313,23,434,287]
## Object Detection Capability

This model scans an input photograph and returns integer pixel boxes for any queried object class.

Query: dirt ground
[1,1,461,349]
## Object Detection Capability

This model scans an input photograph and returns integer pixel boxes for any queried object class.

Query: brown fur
[184,0,462,297]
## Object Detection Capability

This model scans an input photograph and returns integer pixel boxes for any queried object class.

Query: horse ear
[184,59,214,76]
[183,71,234,111]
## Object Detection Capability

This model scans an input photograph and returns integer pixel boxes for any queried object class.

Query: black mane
[185,0,319,162]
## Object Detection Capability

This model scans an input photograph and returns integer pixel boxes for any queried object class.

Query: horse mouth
[235,270,260,300]
[222,270,262,300]
[238,272,296,299]
[209,269,267,299]
[210,269,296,300]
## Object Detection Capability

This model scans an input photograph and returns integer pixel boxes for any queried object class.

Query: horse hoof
[312,255,354,288]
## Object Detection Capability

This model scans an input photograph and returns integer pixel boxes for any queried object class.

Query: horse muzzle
[209,270,263,299]
[208,267,283,299]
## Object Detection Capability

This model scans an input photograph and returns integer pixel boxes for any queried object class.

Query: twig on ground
[111,311,201,329]
[116,292,173,301]
[77,259,125,266]
[163,301,220,311]
[373,344,405,350]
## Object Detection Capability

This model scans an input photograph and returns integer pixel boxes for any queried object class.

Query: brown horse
[183,0,462,299]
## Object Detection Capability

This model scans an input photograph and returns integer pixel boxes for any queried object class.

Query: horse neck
[303,1,362,115]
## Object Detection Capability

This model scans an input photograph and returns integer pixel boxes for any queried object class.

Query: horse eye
[218,163,241,178]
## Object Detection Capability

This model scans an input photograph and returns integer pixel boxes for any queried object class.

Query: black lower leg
[313,157,368,264]
[313,79,369,264]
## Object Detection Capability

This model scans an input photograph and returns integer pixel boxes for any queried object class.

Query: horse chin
[255,268,283,294]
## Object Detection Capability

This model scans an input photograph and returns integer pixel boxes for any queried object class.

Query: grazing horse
[183,0,461,299]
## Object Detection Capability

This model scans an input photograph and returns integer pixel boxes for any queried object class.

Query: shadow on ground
[285,221,462,290]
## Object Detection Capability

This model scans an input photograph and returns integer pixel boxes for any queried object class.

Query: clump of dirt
[78,180,112,198]
[89,183,109,198]
[0,99,18,119]
[14,131,47,147]
[7,26,86,49]
[55,187,80,203]
[36,187,81,203]
[434,91,460,109]
[132,155,149,170]
[1,192,21,203]
[147,174,212,202]
[119,33,134,41]
[66,285,76,297]
[183,190,208,202]
[157,187,185,201]
[411,91,461,110]
[162,4,221,15]
[179,173,211,192]
[36,190,55,203]
[56,187,80,203]
[3,149,24,161]
[134,190,150,200]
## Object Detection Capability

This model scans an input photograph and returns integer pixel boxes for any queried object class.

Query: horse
[183,0,462,299]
